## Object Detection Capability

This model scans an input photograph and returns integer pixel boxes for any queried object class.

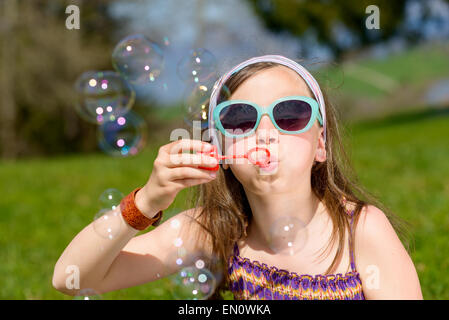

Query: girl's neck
[244,186,321,251]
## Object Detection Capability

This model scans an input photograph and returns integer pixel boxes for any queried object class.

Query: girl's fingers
[172,178,214,189]
[167,166,216,181]
[166,153,218,168]
[168,139,214,155]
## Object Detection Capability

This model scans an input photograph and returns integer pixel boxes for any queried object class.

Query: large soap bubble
[99,188,124,210]
[93,207,123,240]
[97,110,147,157]
[73,289,102,300]
[182,81,230,130]
[170,266,216,300]
[74,71,135,124]
[112,34,164,85]
[163,236,223,298]
[177,48,217,84]
[268,216,308,256]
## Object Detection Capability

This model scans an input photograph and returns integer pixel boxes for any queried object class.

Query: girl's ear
[222,162,229,170]
[315,127,326,163]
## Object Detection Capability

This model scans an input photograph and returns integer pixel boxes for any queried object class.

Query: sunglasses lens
[219,103,257,135]
[273,100,312,131]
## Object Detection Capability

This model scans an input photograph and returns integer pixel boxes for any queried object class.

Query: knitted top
[227,207,365,300]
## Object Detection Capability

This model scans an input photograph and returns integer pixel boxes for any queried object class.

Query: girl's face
[220,65,326,192]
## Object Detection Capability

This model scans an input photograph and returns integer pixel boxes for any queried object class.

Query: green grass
[1,108,448,299]
[348,108,449,299]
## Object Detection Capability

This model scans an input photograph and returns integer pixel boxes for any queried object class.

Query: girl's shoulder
[352,204,404,263]
[351,205,421,299]
[353,204,390,235]
[345,202,392,242]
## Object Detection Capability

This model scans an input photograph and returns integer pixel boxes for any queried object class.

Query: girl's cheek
[282,137,315,168]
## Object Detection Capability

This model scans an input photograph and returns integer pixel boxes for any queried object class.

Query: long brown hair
[186,61,411,299]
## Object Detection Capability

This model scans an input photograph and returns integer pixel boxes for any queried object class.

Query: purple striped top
[227,206,365,300]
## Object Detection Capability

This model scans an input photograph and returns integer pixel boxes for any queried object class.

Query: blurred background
[0,0,448,299]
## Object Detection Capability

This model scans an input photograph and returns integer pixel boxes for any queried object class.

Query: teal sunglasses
[213,95,323,138]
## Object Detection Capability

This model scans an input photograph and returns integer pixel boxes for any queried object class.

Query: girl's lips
[259,160,279,172]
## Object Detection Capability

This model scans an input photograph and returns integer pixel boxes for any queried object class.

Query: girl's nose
[256,114,279,145]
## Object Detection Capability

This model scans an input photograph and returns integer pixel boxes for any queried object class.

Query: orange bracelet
[120,187,163,230]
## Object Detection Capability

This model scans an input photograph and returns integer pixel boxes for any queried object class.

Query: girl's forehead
[228,66,312,102]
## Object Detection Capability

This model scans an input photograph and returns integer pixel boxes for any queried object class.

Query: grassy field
[311,44,449,124]
[0,107,448,299]
[315,43,449,99]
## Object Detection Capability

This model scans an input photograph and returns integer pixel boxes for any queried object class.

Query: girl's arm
[52,207,209,295]
[52,139,218,296]
[355,205,423,299]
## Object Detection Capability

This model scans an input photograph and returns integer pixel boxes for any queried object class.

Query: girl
[53,55,423,300]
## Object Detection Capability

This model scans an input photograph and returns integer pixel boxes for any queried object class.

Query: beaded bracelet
[120,187,163,230]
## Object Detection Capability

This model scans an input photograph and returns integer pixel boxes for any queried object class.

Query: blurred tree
[247,0,410,59]
[0,0,18,158]
[0,0,124,159]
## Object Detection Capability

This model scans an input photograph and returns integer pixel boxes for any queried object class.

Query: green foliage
[248,0,407,58]
[0,108,448,299]
[0,1,122,158]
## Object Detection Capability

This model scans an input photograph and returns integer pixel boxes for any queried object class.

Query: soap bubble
[112,34,164,85]
[183,82,230,129]
[93,207,123,240]
[165,247,189,269]
[162,36,170,47]
[170,218,181,230]
[97,110,147,157]
[164,244,224,294]
[74,71,135,124]
[164,236,193,270]
[268,216,308,255]
[177,48,217,84]
[99,188,124,210]
[166,247,213,270]
[73,289,102,300]
[170,266,216,300]
[165,246,223,285]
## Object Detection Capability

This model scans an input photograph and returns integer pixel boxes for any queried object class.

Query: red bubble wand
[197,145,271,171]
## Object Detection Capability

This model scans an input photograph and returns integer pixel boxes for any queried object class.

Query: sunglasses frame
[213,95,323,138]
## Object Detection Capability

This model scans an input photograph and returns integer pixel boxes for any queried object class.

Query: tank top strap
[347,207,357,273]
[233,241,240,257]
[342,196,357,272]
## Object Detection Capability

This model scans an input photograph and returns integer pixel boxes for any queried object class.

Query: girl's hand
[135,139,218,217]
